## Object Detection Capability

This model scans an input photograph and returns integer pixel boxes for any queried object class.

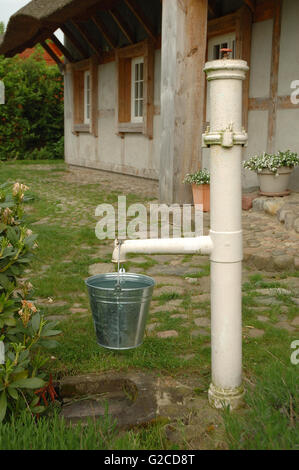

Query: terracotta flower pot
[191,183,210,212]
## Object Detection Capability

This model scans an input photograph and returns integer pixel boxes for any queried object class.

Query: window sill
[73,124,90,134]
[118,122,144,134]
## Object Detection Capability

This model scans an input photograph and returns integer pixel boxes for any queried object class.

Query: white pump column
[202,59,249,409]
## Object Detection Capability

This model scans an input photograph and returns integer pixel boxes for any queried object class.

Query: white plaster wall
[249,19,273,99]
[64,50,161,180]
[278,0,299,96]
[276,109,299,190]
[243,110,269,188]
[276,0,299,190]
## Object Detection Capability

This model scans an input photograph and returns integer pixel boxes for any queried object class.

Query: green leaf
[11,377,45,389]
[7,387,19,400]
[32,406,45,415]
[0,391,7,423]
[31,313,41,333]
[41,329,61,337]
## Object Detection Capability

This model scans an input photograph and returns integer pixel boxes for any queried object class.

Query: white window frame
[84,70,91,125]
[208,33,236,61]
[131,56,144,123]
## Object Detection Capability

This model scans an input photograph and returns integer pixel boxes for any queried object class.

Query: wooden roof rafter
[60,23,89,59]
[49,32,75,62]
[123,0,157,43]
[40,40,64,69]
[70,20,102,60]
[109,8,135,44]
[91,15,117,49]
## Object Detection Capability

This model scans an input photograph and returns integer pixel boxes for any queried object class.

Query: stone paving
[66,166,299,271]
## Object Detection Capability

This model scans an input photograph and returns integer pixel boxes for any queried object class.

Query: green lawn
[0,160,298,450]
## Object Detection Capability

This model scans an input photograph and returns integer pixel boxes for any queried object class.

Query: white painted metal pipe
[203,59,249,409]
[112,236,213,264]
[110,59,248,411]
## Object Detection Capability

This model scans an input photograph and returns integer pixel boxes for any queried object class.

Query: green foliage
[243,150,299,174]
[0,182,60,422]
[223,362,299,450]
[183,168,210,185]
[0,22,5,35]
[0,51,64,161]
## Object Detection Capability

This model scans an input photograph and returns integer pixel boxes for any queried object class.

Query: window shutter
[73,70,85,124]
[118,57,131,123]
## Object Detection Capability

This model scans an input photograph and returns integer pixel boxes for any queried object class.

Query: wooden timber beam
[267,0,282,153]
[243,0,256,14]
[49,33,75,63]
[70,20,101,60]
[60,24,89,59]
[109,8,135,44]
[124,0,156,42]
[40,40,64,68]
[160,0,208,204]
[236,5,253,131]
[91,15,117,49]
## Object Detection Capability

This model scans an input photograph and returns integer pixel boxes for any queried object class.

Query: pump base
[208,383,245,410]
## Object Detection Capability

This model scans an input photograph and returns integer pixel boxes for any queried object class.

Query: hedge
[0,47,64,161]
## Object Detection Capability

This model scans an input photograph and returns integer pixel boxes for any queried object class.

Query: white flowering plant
[184,168,210,185]
[243,150,299,175]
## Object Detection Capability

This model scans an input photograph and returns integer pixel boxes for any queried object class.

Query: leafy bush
[183,168,210,185]
[243,150,299,174]
[0,182,60,422]
[0,48,64,161]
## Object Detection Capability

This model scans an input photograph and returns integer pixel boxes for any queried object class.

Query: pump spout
[112,236,213,263]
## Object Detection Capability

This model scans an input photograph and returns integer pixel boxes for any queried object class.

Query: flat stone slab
[192,294,210,304]
[154,285,186,297]
[60,372,156,429]
[291,316,299,327]
[194,317,210,327]
[88,263,114,276]
[274,322,295,333]
[247,328,265,338]
[157,330,178,339]
[70,307,88,314]
[257,315,270,323]
[59,372,200,430]
[191,329,210,338]
[147,265,199,277]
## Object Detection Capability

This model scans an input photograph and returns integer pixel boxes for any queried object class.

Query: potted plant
[243,150,299,196]
[184,168,210,212]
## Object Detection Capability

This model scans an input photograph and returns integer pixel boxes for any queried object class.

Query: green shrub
[0,49,64,161]
[0,182,60,422]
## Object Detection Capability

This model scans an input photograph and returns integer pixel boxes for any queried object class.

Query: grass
[1,160,299,450]
[223,361,299,450]
[0,408,172,450]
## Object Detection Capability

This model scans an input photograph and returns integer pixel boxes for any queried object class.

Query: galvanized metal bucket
[86,273,155,350]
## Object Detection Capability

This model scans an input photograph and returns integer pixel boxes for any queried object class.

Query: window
[84,70,91,125]
[131,57,144,123]
[208,33,236,61]
[116,40,154,138]
[72,57,98,136]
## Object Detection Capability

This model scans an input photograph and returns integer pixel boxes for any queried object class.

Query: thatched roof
[0,0,103,57]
